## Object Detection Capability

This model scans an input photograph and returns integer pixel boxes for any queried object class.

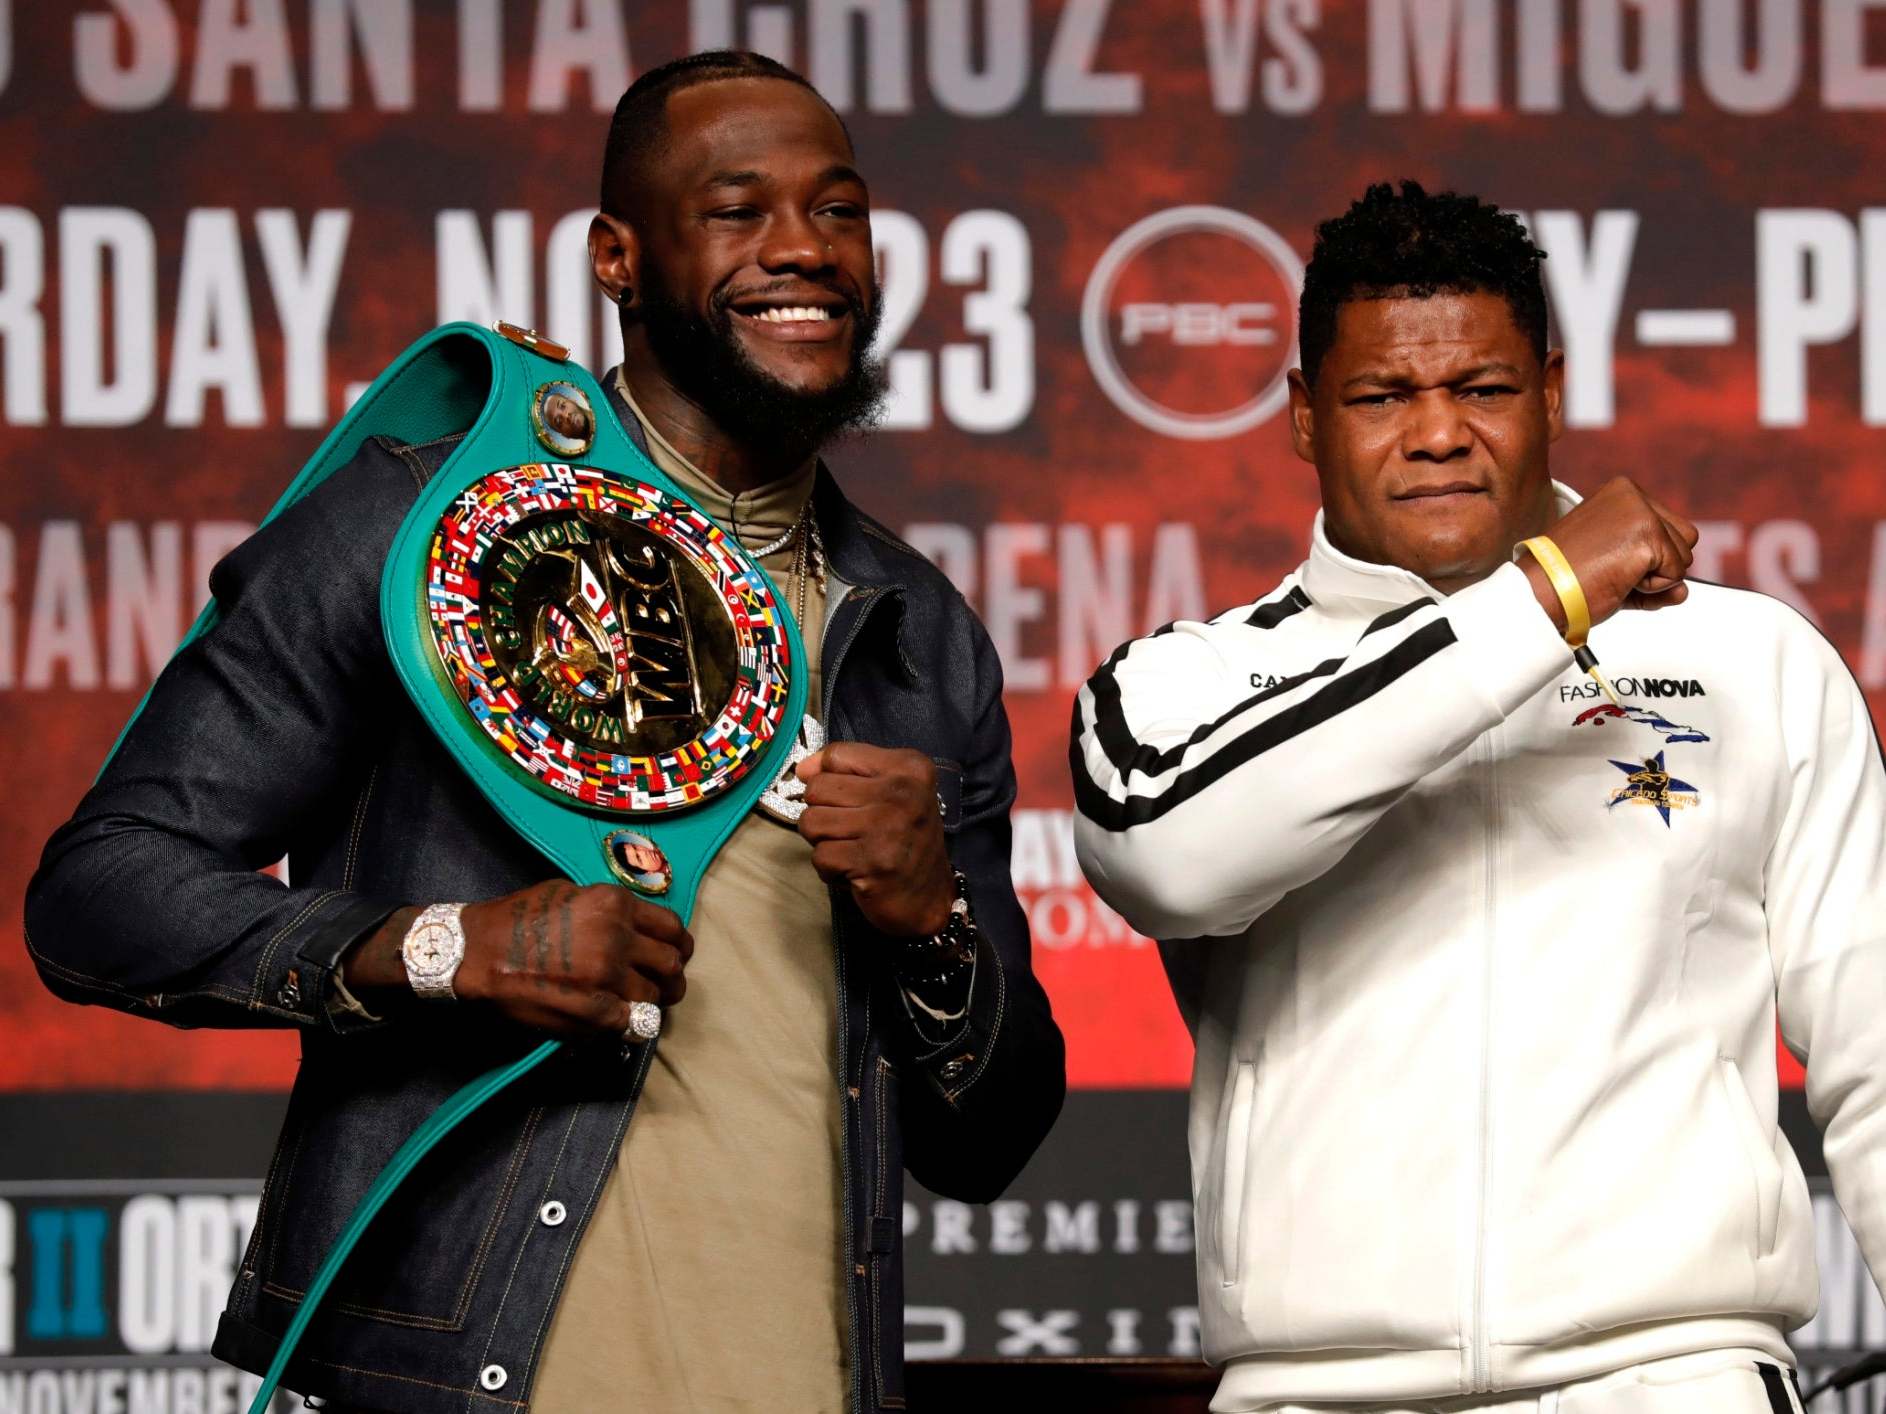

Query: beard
[634,268,888,454]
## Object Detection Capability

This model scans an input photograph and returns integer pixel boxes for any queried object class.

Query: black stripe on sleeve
[1245,584,1311,629]
[1360,597,1436,637]
[1084,652,1345,785]
[1083,593,1437,780]
[1755,1362,1794,1414]
[1073,618,1458,831]
[1086,625,1177,776]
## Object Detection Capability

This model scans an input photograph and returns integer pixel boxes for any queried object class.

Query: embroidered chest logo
[1572,702,1709,744]
[1607,752,1700,825]
[1559,675,1708,703]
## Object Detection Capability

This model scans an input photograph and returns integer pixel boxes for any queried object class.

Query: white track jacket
[1072,487,1886,1408]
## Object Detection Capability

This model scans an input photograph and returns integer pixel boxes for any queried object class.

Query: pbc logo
[1082,206,1303,441]
[1118,302,1280,348]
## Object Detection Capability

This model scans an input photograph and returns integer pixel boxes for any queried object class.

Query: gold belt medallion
[425,464,793,813]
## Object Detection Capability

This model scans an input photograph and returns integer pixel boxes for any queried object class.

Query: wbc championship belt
[379,324,806,912]
[177,321,810,1412]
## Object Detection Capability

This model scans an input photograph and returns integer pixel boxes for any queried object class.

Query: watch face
[407,923,455,976]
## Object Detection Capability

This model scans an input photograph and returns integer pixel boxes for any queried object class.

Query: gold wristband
[1517,535,1592,648]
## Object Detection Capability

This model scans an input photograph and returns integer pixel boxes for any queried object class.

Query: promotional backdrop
[4,2,1886,1408]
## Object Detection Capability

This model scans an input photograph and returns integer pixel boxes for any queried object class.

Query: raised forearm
[1073,566,1570,939]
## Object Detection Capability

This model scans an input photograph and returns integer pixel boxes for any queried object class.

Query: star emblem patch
[1606,751,1700,826]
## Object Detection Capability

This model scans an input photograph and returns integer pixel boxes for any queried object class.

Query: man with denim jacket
[26,50,1064,1414]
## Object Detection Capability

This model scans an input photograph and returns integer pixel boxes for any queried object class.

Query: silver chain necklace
[785,505,826,629]
[740,499,824,628]
[745,504,805,559]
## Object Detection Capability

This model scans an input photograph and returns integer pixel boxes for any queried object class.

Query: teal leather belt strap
[85,320,805,1414]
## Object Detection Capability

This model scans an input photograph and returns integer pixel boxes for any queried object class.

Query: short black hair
[599,50,847,216]
[1296,180,1549,386]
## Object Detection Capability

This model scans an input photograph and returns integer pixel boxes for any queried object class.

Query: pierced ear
[589,212,640,310]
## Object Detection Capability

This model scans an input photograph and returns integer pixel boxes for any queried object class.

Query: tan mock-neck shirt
[529,379,847,1413]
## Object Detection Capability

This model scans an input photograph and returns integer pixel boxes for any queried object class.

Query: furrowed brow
[1340,369,1415,392]
[1341,361,1525,393]
[1450,362,1524,384]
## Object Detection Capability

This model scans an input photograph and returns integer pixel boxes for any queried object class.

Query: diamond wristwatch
[401,903,467,1000]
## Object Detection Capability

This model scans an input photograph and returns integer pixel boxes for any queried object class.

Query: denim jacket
[24,374,1066,1412]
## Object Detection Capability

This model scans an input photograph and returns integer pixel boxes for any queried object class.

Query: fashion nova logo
[1251,670,1713,700]
[1561,676,1708,702]
[1081,207,1303,440]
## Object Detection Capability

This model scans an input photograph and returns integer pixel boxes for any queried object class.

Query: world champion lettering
[484,519,600,651]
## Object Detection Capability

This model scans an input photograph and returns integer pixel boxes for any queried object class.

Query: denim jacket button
[479,1365,508,1391]
[939,1057,968,1082]
[276,980,301,1009]
[539,1200,567,1227]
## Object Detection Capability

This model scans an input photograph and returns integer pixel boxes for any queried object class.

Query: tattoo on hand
[529,893,553,987]
[508,896,529,973]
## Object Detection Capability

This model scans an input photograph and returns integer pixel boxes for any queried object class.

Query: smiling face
[599,76,884,450]
[1287,291,1565,592]
[650,77,872,387]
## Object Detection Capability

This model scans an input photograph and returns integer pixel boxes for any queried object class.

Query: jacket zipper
[824,584,885,1414]
[1471,727,1500,1393]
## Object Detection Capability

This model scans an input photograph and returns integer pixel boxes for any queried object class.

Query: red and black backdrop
[5,2,1886,1406]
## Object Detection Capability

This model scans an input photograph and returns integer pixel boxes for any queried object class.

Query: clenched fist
[340,880,693,1038]
[795,742,955,938]
[1521,476,1699,631]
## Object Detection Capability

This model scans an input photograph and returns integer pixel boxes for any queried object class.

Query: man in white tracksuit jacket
[1074,181,1886,1413]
